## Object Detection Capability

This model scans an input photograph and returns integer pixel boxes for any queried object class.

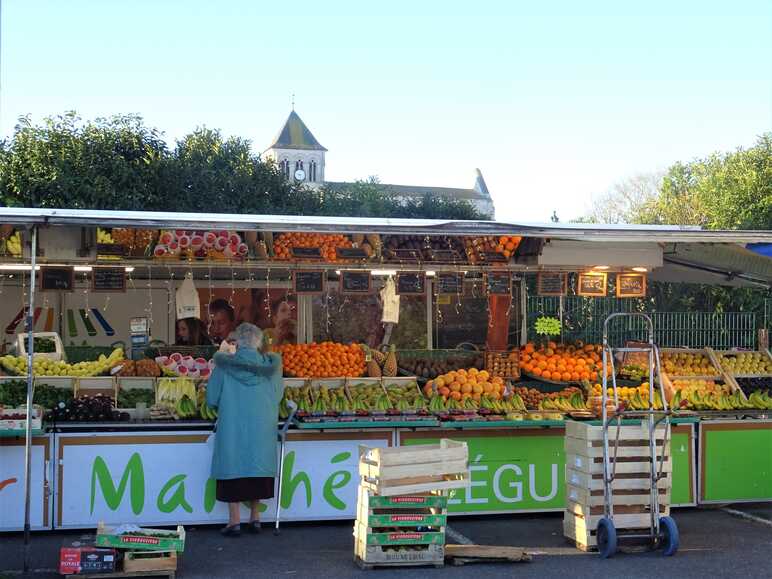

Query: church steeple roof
[268,111,327,151]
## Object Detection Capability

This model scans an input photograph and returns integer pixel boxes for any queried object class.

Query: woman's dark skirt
[216,477,275,502]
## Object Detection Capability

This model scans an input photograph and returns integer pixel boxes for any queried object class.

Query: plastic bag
[380,276,400,324]
[175,274,200,320]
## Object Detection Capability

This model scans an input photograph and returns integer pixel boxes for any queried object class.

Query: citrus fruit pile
[519,341,611,383]
[278,342,366,378]
[273,232,352,261]
[424,368,505,401]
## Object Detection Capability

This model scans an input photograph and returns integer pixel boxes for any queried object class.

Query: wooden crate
[564,421,673,551]
[354,522,444,546]
[354,539,444,569]
[659,347,722,380]
[359,440,469,497]
[123,550,177,573]
[357,488,447,529]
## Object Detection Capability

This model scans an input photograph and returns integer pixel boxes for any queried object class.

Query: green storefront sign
[403,425,694,512]
[700,421,772,503]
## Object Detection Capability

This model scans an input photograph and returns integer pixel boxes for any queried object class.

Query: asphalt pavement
[1,505,770,579]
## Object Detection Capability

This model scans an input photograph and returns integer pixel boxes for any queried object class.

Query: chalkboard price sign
[577,272,607,297]
[486,272,512,295]
[436,273,463,295]
[41,267,74,292]
[616,273,647,298]
[396,273,426,295]
[92,267,126,292]
[537,272,567,296]
[290,246,322,259]
[293,270,325,294]
[340,271,371,294]
[336,247,368,260]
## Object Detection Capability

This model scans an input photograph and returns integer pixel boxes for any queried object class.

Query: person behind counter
[175,317,212,346]
[208,298,236,345]
[205,323,282,536]
[264,297,297,348]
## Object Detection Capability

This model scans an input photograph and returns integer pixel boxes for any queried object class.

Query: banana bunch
[351,398,369,414]
[5,230,22,257]
[621,391,664,411]
[505,394,527,412]
[97,228,114,244]
[428,395,447,412]
[372,393,393,412]
[175,395,197,419]
[157,378,196,404]
[539,392,588,412]
[331,395,352,414]
[747,390,772,410]
[311,395,328,414]
[196,386,219,421]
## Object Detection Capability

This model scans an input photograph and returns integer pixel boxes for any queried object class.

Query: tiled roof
[268,111,327,151]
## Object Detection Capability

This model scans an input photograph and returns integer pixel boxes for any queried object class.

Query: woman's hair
[230,323,264,351]
[176,317,208,345]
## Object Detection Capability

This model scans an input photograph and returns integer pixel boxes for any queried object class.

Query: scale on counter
[129,317,150,353]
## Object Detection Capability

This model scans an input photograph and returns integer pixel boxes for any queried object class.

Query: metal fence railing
[526,296,757,349]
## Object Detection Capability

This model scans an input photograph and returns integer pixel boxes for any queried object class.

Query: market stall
[0,208,770,533]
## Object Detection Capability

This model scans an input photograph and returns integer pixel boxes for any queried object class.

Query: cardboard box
[59,546,116,575]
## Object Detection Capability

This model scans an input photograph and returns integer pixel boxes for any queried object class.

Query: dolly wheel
[597,517,617,559]
[659,516,679,556]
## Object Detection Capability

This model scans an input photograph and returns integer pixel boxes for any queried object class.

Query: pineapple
[383,345,398,377]
[367,358,382,378]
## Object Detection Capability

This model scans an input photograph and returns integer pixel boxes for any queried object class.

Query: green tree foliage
[0,113,485,220]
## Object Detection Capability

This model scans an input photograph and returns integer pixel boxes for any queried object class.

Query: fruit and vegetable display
[32,337,57,353]
[485,351,519,378]
[0,379,73,409]
[272,232,356,261]
[3,230,22,257]
[590,382,665,410]
[424,368,506,402]
[716,351,772,376]
[363,345,398,378]
[398,353,484,380]
[0,347,124,377]
[464,235,521,263]
[48,394,129,422]
[538,387,588,412]
[107,227,157,255]
[117,388,155,408]
[734,376,772,398]
[117,359,162,378]
[510,386,547,410]
[519,341,608,383]
[153,230,248,259]
[156,354,212,379]
[660,351,718,376]
[279,342,366,378]
[382,235,466,262]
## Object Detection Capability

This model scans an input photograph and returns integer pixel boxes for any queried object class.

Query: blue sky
[2,0,770,222]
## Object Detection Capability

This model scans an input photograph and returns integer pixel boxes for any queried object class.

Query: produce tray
[520,371,583,387]
[444,419,566,428]
[362,513,447,528]
[359,491,448,510]
[95,523,185,552]
[354,524,445,546]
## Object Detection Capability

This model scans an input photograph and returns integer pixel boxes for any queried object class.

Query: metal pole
[23,225,38,572]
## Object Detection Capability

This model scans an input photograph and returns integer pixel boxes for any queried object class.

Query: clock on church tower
[262,110,327,188]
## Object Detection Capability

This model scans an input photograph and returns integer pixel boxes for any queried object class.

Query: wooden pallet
[444,544,531,566]
[359,439,469,496]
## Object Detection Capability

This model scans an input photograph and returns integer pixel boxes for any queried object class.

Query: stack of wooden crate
[563,421,672,551]
[354,439,469,570]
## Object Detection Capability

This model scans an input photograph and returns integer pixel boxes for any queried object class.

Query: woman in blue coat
[206,323,283,536]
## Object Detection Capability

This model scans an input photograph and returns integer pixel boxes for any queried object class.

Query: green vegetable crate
[354,489,446,569]
[95,522,185,552]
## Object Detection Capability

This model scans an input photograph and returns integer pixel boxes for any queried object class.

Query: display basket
[659,347,723,380]
[484,350,520,380]
[16,332,64,361]
[95,522,185,552]
[64,343,123,364]
[711,348,772,378]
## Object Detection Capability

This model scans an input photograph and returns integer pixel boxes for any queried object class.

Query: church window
[280,159,289,178]
[295,160,304,171]
[309,160,317,182]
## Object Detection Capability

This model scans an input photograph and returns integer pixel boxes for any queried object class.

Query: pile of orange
[519,341,611,383]
[423,368,505,401]
[273,232,352,262]
[278,342,365,378]
[494,236,522,259]
[464,235,522,263]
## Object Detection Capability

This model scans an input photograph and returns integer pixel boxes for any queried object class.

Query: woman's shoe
[221,524,241,537]
[248,520,261,534]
